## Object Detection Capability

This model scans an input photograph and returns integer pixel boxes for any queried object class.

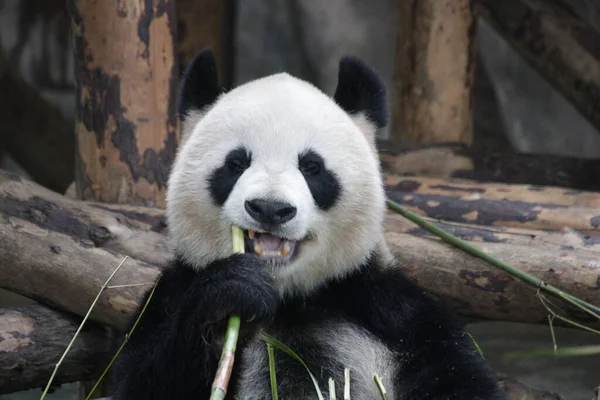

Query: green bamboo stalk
[344,368,351,400]
[210,225,245,399]
[39,256,130,400]
[466,332,485,359]
[373,374,386,400]
[385,199,600,319]
[211,316,241,399]
[328,378,336,400]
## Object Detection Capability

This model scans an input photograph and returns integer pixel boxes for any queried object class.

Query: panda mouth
[244,230,298,262]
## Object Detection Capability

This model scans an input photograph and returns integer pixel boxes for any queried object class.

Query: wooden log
[0,39,74,194]
[384,211,600,252]
[391,0,477,145]
[476,0,600,133]
[384,175,600,208]
[385,178,600,235]
[68,0,178,207]
[0,305,112,395]
[377,139,600,191]
[0,170,165,329]
[1,171,599,330]
[0,306,562,399]
[384,215,600,326]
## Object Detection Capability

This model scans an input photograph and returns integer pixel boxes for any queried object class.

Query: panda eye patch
[299,152,323,176]
[225,148,251,174]
[207,147,251,206]
[298,150,340,210]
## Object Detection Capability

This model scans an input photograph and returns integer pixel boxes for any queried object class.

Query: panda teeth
[249,234,293,258]
[282,242,290,257]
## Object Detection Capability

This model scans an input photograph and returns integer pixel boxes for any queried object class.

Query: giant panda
[111,49,508,400]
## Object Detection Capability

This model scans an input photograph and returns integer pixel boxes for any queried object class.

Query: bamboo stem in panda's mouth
[210,225,245,400]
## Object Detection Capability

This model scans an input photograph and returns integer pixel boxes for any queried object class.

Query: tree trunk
[2,170,599,330]
[68,0,178,207]
[391,0,477,145]
[377,139,600,191]
[0,305,112,395]
[476,0,600,134]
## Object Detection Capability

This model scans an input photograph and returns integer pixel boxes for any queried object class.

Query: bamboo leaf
[260,333,325,400]
[267,343,279,400]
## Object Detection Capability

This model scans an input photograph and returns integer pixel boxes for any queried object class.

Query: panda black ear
[333,56,388,129]
[178,49,223,117]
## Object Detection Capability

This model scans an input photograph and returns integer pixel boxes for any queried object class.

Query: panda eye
[224,148,251,174]
[299,157,322,176]
[226,157,248,173]
[301,161,321,175]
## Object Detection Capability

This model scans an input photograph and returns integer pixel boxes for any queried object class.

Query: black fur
[111,254,278,400]
[333,56,388,129]
[208,147,252,206]
[299,150,341,210]
[112,254,508,400]
[178,49,222,117]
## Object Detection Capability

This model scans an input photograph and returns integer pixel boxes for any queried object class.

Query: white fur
[235,322,398,399]
[312,322,398,399]
[167,72,387,295]
[179,109,207,147]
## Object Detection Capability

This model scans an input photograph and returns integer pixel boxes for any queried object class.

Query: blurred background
[0,0,599,399]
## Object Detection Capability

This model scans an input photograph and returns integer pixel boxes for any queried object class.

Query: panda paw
[187,253,280,326]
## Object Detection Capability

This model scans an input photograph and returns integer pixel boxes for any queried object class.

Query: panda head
[167,49,389,295]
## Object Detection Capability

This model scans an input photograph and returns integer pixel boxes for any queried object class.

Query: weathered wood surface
[384,211,600,252]
[68,0,178,207]
[391,0,477,145]
[0,171,166,329]
[2,170,599,330]
[0,305,112,395]
[377,139,600,191]
[384,175,600,208]
[385,175,600,235]
[0,41,74,194]
[477,0,600,133]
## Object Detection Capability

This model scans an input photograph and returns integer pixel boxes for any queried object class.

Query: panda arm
[111,254,279,400]
[332,265,509,400]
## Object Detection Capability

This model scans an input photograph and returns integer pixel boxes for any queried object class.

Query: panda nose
[245,199,297,226]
